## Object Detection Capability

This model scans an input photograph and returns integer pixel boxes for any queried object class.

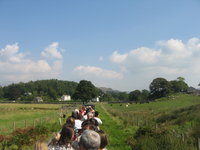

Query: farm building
[91,96,100,102]
[60,95,71,101]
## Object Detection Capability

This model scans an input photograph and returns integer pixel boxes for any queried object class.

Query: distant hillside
[98,87,120,93]
[2,79,78,101]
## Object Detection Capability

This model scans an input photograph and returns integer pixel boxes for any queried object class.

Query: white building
[60,95,71,101]
[91,96,100,102]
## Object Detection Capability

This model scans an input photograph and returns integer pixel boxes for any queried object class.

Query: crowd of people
[35,105,108,150]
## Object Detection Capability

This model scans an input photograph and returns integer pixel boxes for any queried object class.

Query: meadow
[1,93,200,150]
[0,103,74,135]
[98,93,200,150]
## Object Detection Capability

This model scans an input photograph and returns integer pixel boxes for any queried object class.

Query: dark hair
[65,116,75,128]
[94,111,99,117]
[71,111,78,119]
[97,130,108,149]
[58,126,74,146]
[81,119,98,132]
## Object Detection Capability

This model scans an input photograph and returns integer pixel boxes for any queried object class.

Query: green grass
[96,104,132,150]
[0,103,72,135]
[99,94,200,149]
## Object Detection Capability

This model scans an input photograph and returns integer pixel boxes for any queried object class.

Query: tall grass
[101,94,200,149]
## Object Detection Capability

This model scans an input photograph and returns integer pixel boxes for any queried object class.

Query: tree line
[0,77,192,103]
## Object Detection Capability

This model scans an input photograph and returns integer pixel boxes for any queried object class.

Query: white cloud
[110,51,128,63]
[0,42,63,82]
[109,37,200,90]
[73,65,123,79]
[41,42,62,59]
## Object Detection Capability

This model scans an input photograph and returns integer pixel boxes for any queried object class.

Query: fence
[0,115,60,135]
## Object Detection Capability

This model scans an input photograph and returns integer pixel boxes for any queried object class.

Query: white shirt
[94,117,102,125]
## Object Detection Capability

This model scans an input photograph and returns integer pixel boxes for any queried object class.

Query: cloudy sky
[0,0,200,91]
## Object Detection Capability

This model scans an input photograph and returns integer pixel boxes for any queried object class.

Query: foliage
[72,80,98,103]
[129,90,141,102]
[100,93,114,101]
[128,127,194,150]
[129,89,149,103]
[2,79,78,101]
[149,77,172,99]
[170,77,188,93]
[0,122,61,150]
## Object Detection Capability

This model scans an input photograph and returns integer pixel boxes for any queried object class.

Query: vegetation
[2,79,78,102]
[72,80,99,103]
[102,93,200,149]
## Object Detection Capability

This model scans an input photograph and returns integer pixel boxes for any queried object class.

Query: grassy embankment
[99,93,200,150]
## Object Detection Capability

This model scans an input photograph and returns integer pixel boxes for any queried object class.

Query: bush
[127,126,195,150]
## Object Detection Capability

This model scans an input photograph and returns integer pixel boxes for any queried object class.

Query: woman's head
[59,126,74,146]
[97,130,108,149]
[65,116,75,128]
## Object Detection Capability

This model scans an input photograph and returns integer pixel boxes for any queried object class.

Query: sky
[0,0,200,91]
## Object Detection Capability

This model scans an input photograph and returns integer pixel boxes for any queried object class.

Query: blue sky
[0,0,200,91]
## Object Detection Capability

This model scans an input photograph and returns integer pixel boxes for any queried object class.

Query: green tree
[170,77,188,93]
[129,90,141,103]
[72,80,98,103]
[118,92,129,101]
[0,86,3,98]
[141,89,149,101]
[149,77,171,99]
[100,93,114,101]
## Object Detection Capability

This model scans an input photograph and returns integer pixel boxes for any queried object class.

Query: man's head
[79,130,100,150]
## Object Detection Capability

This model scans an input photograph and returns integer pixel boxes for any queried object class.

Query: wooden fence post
[34,119,36,127]
[13,122,15,131]
[24,120,27,128]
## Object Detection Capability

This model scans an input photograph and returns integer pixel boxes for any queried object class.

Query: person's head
[81,119,98,132]
[34,141,48,150]
[87,112,94,120]
[94,111,99,117]
[79,130,100,150]
[65,116,75,128]
[72,111,79,119]
[59,126,74,146]
[97,130,108,150]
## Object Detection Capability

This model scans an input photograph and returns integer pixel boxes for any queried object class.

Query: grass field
[0,103,74,135]
[99,93,200,150]
[1,94,200,150]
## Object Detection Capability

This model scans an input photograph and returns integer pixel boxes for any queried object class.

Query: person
[48,126,75,150]
[79,130,101,150]
[97,130,108,150]
[82,112,94,122]
[34,141,48,150]
[94,111,102,125]
[65,116,75,128]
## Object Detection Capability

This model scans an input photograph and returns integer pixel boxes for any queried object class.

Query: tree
[72,80,98,103]
[118,92,129,101]
[149,78,171,99]
[0,86,3,98]
[129,90,141,103]
[141,89,150,101]
[170,77,188,93]
[100,93,114,102]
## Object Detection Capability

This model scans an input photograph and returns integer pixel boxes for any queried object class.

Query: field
[97,93,200,150]
[1,93,200,150]
[0,103,75,135]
